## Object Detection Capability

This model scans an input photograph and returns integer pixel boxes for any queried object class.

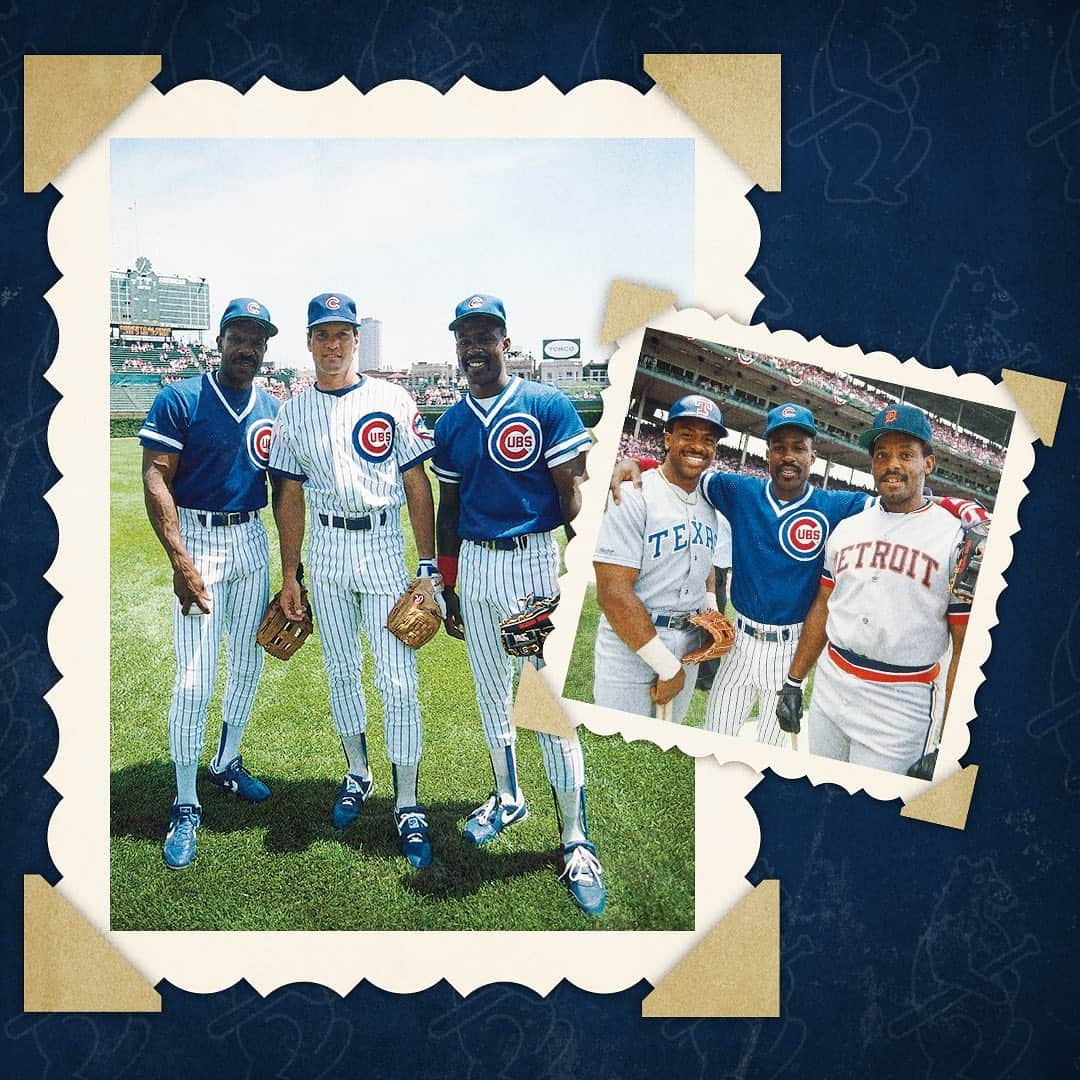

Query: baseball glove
[948,520,989,603]
[680,611,737,664]
[257,589,314,660]
[500,594,559,658]
[387,577,443,649]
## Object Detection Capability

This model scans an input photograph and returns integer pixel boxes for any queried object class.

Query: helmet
[666,395,728,437]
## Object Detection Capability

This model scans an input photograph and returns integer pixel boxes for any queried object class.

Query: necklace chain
[658,466,698,505]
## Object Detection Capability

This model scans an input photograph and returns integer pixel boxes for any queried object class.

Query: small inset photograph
[564,327,1015,782]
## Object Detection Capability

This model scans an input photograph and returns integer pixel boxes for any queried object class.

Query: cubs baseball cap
[666,395,728,437]
[307,293,359,328]
[449,294,507,331]
[858,402,934,450]
[765,403,816,438]
[220,297,278,337]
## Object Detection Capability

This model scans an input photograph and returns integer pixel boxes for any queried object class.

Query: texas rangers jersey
[138,373,279,512]
[595,471,717,614]
[821,499,968,667]
[268,376,434,514]
[702,474,868,625]
[431,376,590,539]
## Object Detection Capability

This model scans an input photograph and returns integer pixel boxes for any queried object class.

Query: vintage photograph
[108,138,697,931]
[563,327,1015,781]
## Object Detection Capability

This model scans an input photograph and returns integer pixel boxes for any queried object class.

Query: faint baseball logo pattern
[0,15,26,208]
[892,856,1036,1078]
[355,3,482,90]
[1027,595,1080,791]
[1027,10,1080,202]
[920,264,1040,374]
[429,987,575,1078]
[4,1014,150,1078]
[205,986,352,1079]
[577,1,702,82]
[793,0,936,205]
[748,265,795,325]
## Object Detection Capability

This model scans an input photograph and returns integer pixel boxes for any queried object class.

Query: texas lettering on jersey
[644,517,717,559]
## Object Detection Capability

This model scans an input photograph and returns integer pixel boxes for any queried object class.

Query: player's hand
[609,458,644,505]
[650,666,686,707]
[173,564,211,615]
[442,587,465,640]
[279,576,307,622]
[776,680,803,734]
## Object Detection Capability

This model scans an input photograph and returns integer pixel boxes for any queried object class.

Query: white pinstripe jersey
[268,376,434,513]
[821,500,969,667]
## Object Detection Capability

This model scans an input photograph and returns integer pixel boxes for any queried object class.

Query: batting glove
[776,677,804,734]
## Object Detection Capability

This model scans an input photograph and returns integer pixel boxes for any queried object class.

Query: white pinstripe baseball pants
[704,613,801,747]
[308,517,423,767]
[459,533,584,792]
[168,509,269,767]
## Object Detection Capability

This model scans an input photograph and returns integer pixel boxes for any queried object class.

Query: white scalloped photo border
[44,77,766,996]
[549,308,1034,804]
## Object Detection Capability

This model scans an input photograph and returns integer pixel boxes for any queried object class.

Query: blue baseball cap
[858,402,934,450]
[765,403,816,438]
[667,395,728,437]
[220,297,277,337]
[307,293,359,328]
[449,293,507,331]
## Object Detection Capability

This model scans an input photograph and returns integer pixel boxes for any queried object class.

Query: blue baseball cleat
[463,792,528,846]
[163,804,202,870]
[207,754,271,802]
[559,841,606,917]
[395,805,433,869]
[333,773,374,831]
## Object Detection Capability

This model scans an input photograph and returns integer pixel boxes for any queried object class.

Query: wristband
[436,555,458,588]
[701,593,719,612]
[417,558,438,578]
[784,674,804,688]
[636,636,682,681]
[639,455,660,472]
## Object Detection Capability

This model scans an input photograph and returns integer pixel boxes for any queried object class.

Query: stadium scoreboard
[110,257,210,331]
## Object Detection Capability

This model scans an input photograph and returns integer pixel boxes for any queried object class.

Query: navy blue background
[2,2,1078,1076]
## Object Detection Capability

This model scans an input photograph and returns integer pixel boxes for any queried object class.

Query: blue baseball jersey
[139,373,279,512]
[431,375,590,540]
[702,473,869,625]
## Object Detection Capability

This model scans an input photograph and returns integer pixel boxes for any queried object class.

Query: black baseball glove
[776,680,803,734]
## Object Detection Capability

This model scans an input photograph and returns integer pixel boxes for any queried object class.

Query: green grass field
[110,438,694,931]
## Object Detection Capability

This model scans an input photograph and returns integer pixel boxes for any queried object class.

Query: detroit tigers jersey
[139,373,279,512]
[820,499,968,668]
[594,471,718,614]
[268,376,434,514]
[702,473,868,625]
[431,376,590,539]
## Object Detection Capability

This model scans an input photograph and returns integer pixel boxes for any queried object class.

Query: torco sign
[542,338,580,360]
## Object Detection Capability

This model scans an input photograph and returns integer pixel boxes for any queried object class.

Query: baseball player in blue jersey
[140,297,280,870]
[269,293,437,869]
[593,396,727,724]
[432,293,605,916]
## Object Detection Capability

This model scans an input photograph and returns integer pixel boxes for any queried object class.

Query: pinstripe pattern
[460,531,584,792]
[168,508,269,766]
[704,615,800,747]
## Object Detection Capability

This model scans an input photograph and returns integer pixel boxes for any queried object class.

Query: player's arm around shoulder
[402,460,435,563]
[141,447,211,614]
[434,478,465,640]
[270,474,307,620]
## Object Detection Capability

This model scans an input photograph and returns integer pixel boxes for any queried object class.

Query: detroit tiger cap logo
[246,300,261,316]
[326,295,341,310]
[885,408,897,423]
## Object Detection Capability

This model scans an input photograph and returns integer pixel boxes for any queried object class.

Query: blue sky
[110,138,695,372]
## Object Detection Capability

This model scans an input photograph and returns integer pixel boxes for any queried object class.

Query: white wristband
[701,593,719,612]
[636,636,682,681]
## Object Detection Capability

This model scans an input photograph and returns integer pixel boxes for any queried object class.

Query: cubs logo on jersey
[353,412,396,463]
[487,413,543,472]
[778,509,830,562]
[411,412,434,441]
[245,418,274,470]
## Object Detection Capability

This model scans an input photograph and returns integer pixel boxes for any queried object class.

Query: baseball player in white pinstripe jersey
[269,293,437,869]
[140,298,280,870]
[432,293,605,916]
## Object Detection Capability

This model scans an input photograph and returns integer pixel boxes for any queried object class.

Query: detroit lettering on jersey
[432,375,590,540]
[139,372,279,512]
[832,537,940,588]
[268,376,434,515]
[701,472,869,625]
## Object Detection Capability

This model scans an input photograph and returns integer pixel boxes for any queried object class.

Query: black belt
[736,617,794,643]
[319,511,388,531]
[474,536,529,551]
[196,511,254,527]
[654,614,694,630]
